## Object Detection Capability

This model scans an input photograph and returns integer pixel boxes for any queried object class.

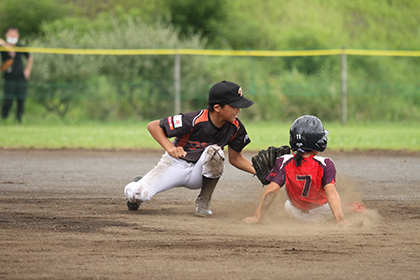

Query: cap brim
[228,97,254,108]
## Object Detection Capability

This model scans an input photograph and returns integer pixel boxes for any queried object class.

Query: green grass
[0,120,419,152]
[246,121,419,152]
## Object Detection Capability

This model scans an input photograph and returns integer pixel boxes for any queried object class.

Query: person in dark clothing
[0,27,33,123]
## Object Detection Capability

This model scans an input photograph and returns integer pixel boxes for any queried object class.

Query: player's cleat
[195,196,212,217]
[127,200,141,211]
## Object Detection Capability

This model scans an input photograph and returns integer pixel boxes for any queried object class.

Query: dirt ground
[0,149,419,280]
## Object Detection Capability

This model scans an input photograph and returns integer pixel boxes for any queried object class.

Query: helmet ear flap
[316,136,328,152]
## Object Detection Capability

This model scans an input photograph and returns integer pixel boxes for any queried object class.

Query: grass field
[1,120,418,152]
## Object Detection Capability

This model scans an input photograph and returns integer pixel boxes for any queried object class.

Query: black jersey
[161,109,251,162]
[1,43,30,80]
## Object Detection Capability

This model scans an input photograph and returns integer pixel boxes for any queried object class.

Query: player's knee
[202,145,225,178]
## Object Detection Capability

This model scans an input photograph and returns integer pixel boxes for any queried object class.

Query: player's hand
[167,146,187,158]
[24,69,31,79]
[242,216,260,224]
[336,218,350,227]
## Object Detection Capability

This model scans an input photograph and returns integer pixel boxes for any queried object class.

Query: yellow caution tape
[1,46,420,57]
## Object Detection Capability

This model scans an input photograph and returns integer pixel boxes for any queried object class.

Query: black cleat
[127,200,141,211]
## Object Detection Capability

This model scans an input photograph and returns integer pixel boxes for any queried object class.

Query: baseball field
[1,148,419,279]
[1,0,419,278]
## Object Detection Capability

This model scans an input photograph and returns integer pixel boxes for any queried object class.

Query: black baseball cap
[208,80,254,108]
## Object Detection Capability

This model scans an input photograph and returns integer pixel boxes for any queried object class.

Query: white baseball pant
[124,145,225,204]
[284,198,333,223]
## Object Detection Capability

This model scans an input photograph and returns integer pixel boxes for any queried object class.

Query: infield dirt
[1,149,419,279]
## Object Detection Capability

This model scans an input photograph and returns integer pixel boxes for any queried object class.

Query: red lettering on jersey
[188,141,210,150]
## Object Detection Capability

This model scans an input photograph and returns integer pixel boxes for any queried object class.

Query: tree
[168,0,227,46]
[0,0,64,37]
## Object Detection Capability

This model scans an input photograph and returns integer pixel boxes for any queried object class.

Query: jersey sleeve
[322,158,337,186]
[265,156,288,187]
[228,119,251,153]
[161,113,193,138]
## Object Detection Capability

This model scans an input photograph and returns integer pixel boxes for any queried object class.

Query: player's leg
[124,153,192,210]
[195,177,219,217]
[190,145,225,217]
[284,200,333,222]
[15,80,27,123]
[310,203,334,221]
[1,80,14,120]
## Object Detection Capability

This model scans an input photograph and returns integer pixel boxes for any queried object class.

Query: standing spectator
[0,26,33,123]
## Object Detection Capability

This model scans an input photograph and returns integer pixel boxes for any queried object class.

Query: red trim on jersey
[229,131,238,143]
[177,130,192,147]
[177,109,241,148]
[177,110,208,147]
[231,119,239,128]
[168,117,174,130]
[194,109,209,125]
[228,119,240,142]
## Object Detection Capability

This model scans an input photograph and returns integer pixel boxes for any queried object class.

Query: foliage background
[0,0,419,123]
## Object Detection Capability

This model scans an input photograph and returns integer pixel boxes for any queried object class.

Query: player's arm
[0,39,12,49]
[147,120,186,158]
[228,146,256,174]
[24,55,33,79]
[324,183,349,226]
[242,182,281,224]
[0,40,15,56]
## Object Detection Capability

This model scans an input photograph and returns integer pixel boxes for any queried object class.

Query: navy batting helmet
[289,115,329,152]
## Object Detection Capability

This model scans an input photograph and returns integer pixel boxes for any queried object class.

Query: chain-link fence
[1,47,419,123]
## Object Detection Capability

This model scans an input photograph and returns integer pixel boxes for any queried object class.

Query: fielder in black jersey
[162,108,250,163]
[124,80,257,216]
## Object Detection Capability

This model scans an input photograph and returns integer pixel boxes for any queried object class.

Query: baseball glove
[252,145,291,185]
[1,58,13,72]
